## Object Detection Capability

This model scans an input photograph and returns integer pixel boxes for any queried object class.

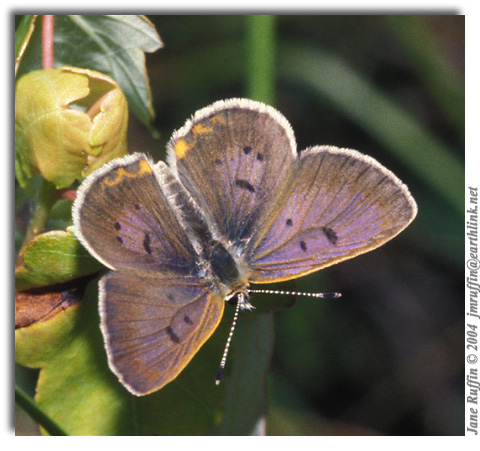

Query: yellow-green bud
[15,66,128,189]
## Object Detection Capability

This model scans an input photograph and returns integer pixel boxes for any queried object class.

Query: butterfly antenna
[248,289,341,299]
[215,295,242,385]
[215,289,339,385]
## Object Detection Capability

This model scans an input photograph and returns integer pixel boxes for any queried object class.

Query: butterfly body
[156,159,252,306]
[73,98,417,395]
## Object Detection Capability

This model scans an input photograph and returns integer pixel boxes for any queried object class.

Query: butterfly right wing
[100,272,224,396]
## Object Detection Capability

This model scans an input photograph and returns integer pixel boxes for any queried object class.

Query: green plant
[15,15,464,436]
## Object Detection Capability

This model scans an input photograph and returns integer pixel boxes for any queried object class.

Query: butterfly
[72,98,417,395]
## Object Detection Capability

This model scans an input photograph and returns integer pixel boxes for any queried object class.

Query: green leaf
[212,313,274,435]
[15,216,291,434]
[15,279,286,435]
[15,283,134,436]
[16,15,163,131]
[15,228,103,291]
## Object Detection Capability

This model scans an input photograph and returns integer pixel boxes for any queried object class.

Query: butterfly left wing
[100,272,224,396]
[73,153,198,276]
[247,146,417,283]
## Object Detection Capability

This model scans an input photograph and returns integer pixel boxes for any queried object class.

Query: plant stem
[42,15,54,70]
[245,15,276,104]
[15,384,68,436]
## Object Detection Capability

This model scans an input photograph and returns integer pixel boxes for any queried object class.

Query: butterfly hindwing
[100,272,224,395]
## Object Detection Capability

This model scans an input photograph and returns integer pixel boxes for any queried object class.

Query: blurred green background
[139,15,464,435]
[16,15,464,435]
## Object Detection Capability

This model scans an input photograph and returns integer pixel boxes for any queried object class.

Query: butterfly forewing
[73,154,198,276]
[249,146,417,282]
[168,99,296,243]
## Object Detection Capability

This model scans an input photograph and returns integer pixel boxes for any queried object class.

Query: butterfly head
[225,284,254,312]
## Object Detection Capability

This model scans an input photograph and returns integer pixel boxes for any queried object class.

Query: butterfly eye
[227,294,238,306]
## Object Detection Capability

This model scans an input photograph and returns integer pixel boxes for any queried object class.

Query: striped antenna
[248,289,341,299]
[215,294,242,385]
[215,288,341,385]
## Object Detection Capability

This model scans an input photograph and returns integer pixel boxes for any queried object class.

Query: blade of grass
[15,384,68,436]
[15,15,36,76]
[279,42,464,216]
[384,15,464,135]
[245,15,276,105]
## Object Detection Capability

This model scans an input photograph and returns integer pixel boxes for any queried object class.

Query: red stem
[42,15,54,69]
[55,189,77,202]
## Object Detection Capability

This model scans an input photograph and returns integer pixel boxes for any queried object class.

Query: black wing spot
[166,326,180,344]
[117,236,123,245]
[113,222,121,231]
[134,204,140,210]
[300,240,307,252]
[235,179,255,193]
[243,146,252,155]
[322,226,338,245]
[256,152,264,161]
[286,218,293,226]
[143,232,152,255]
[184,316,194,325]
[214,158,222,165]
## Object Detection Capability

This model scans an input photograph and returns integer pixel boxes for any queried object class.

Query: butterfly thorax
[207,240,240,285]
[157,162,251,306]
[205,240,252,310]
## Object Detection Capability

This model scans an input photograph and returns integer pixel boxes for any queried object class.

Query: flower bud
[15,66,128,188]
